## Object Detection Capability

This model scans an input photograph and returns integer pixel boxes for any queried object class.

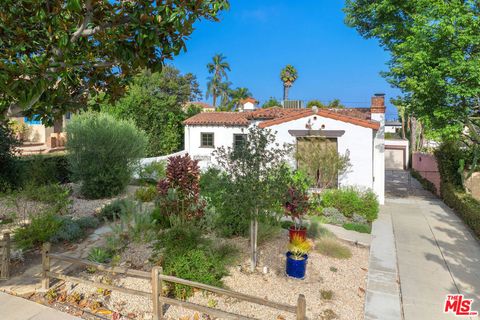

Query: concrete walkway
[387,170,480,320]
[0,291,80,319]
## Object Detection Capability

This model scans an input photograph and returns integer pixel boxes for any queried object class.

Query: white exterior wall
[242,102,256,111]
[185,125,247,169]
[371,112,385,204]
[268,115,375,193]
[385,125,398,133]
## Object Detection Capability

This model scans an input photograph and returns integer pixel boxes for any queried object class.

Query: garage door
[385,148,405,170]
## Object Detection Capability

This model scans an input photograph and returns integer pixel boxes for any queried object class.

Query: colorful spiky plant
[288,235,313,260]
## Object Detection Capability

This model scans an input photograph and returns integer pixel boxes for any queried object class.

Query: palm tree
[280,65,298,101]
[229,87,252,111]
[218,81,232,108]
[206,54,231,108]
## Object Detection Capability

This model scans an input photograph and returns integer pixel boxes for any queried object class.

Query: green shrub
[163,249,227,299]
[316,237,352,259]
[151,207,172,229]
[199,168,253,237]
[343,222,371,234]
[411,169,437,195]
[321,187,379,222]
[22,183,72,213]
[156,225,203,255]
[154,225,237,299]
[0,123,19,192]
[98,199,130,221]
[17,154,70,187]
[14,212,63,250]
[136,161,166,185]
[135,185,157,202]
[441,182,480,236]
[14,213,98,250]
[66,111,147,199]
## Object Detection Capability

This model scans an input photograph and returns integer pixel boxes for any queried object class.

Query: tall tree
[229,87,252,111]
[206,54,231,108]
[103,67,201,157]
[0,0,229,124]
[280,65,298,101]
[345,0,479,173]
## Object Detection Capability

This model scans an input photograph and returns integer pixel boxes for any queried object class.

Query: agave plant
[288,235,313,260]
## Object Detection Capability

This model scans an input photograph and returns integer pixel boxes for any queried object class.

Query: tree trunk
[410,117,417,152]
[249,212,258,272]
[213,94,217,109]
[53,116,63,133]
[283,85,288,102]
[401,113,406,140]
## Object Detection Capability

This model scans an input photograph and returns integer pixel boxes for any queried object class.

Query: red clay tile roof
[184,107,380,130]
[183,112,249,126]
[240,97,257,104]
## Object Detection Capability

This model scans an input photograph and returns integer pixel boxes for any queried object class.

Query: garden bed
[51,230,367,320]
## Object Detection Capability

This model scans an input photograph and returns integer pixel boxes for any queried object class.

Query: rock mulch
[60,232,368,320]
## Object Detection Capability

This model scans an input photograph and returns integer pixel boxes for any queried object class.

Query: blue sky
[172,0,400,119]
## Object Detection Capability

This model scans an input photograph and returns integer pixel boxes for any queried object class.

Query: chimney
[371,93,386,114]
[370,93,386,123]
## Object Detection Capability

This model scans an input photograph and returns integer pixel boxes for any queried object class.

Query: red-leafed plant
[157,154,205,224]
[284,186,310,230]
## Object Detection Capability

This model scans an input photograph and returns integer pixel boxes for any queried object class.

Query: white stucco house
[183,94,386,204]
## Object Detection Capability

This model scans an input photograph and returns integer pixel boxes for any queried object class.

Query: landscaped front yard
[0,112,377,320]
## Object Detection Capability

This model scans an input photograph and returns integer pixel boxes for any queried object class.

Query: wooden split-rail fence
[42,243,307,320]
[0,232,10,280]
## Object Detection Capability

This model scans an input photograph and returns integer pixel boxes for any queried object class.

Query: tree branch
[70,0,93,43]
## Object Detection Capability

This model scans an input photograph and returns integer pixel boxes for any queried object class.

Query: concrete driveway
[386,170,480,320]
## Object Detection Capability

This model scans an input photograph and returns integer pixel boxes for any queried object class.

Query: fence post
[152,266,163,320]
[41,242,51,291]
[0,233,10,279]
[296,294,306,320]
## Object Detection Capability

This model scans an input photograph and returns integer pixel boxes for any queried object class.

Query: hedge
[441,182,480,237]
[16,154,71,186]
[410,169,437,195]
[435,141,480,237]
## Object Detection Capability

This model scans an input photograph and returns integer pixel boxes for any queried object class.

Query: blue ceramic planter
[285,252,308,279]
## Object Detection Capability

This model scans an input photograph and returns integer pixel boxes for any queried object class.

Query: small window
[233,134,247,150]
[201,132,214,148]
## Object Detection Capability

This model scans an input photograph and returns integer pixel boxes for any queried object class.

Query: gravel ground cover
[60,231,368,320]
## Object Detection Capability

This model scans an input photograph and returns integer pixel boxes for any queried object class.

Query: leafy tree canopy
[0,0,229,124]
[344,0,479,141]
[262,97,282,108]
[307,99,345,109]
[101,66,201,157]
[345,0,480,171]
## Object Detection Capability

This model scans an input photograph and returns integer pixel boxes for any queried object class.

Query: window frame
[233,133,247,150]
[200,132,215,148]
